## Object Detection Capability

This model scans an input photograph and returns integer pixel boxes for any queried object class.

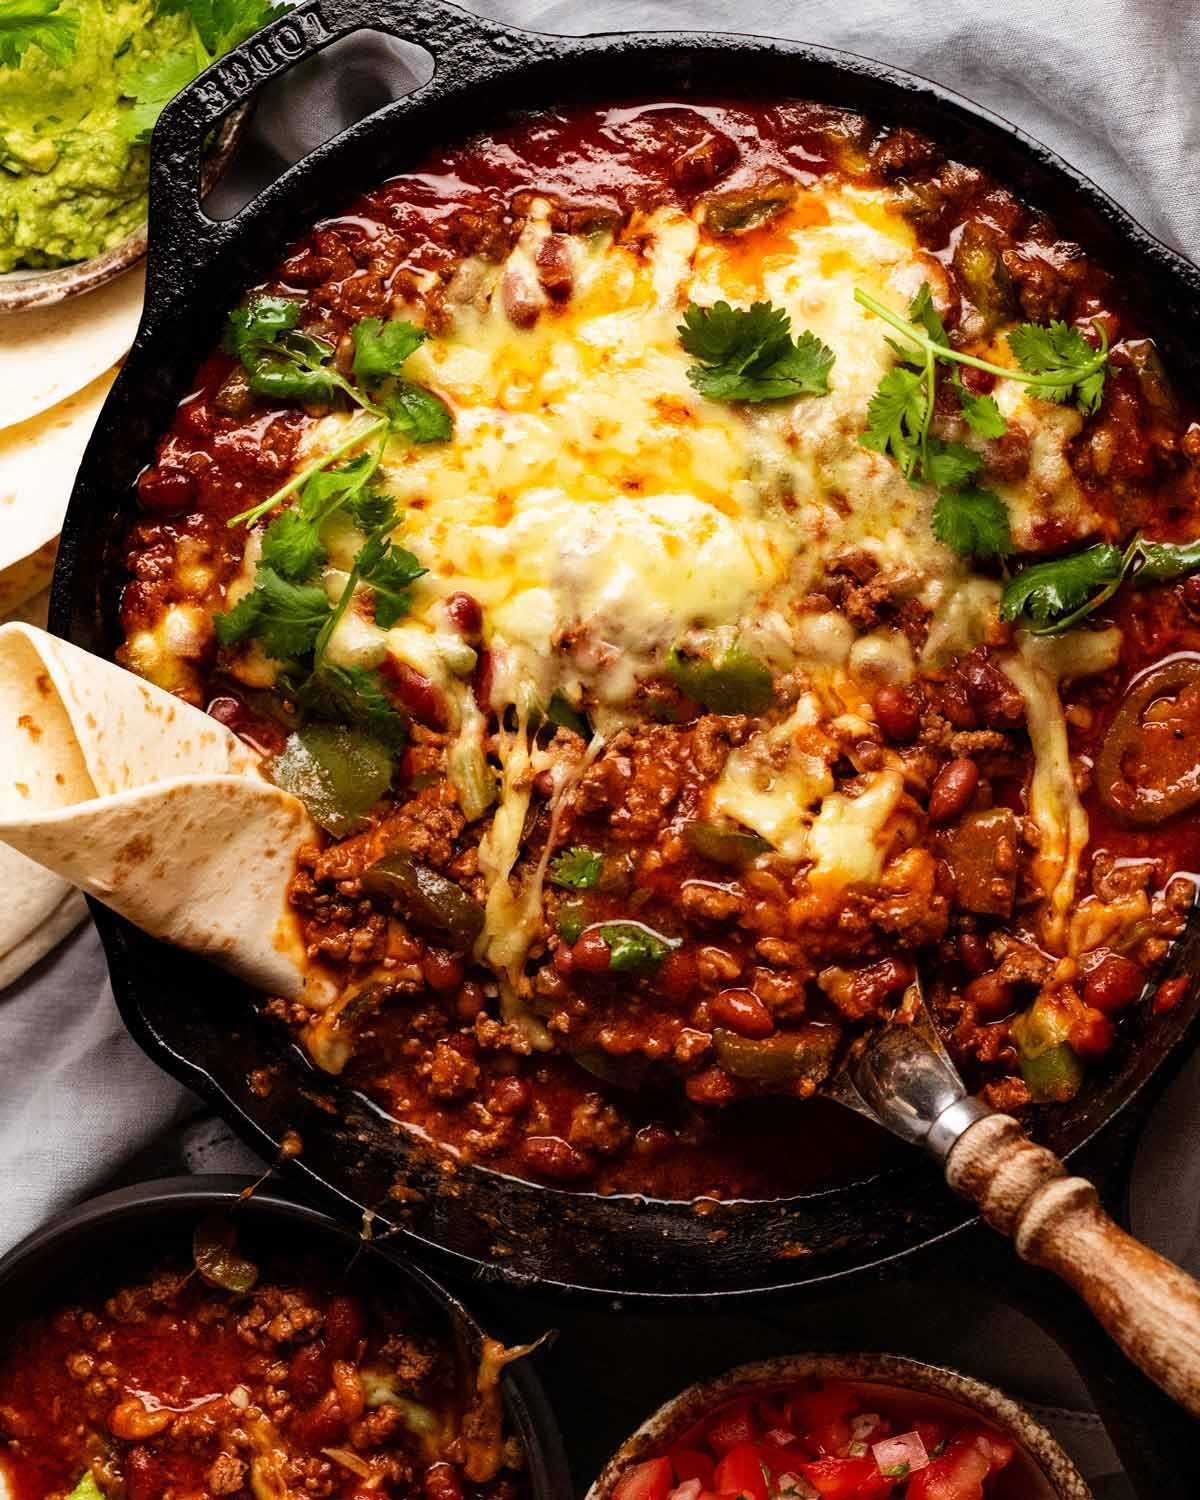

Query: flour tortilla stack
[0,623,330,1002]
[0,593,86,989]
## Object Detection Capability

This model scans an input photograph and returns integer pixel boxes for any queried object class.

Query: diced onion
[872,1430,930,1476]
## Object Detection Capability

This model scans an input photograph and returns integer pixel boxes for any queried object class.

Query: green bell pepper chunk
[362,853,485,948]
[666,643,773,715]
[713,1025,839,1087]
[683,820,771,866]
[546,693,591,739]
[64,1476,104,1500]
[270,724,393,837]
[1011,999,1084,1103]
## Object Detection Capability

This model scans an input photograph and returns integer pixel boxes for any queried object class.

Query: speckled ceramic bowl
[586,1353,1093,1500]
[0,104,250,313]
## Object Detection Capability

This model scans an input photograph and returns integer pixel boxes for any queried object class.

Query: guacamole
[0,0,192,272]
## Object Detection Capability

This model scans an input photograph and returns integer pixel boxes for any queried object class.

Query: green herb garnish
[1001,535,1200,634]
[678,300,835,402]
[0,0,79,67]
[598,922,681,972]
[549,847,604,891]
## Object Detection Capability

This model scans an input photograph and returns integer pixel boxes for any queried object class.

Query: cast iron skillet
[50,0,1200,1300]
[0,1176,570,1498]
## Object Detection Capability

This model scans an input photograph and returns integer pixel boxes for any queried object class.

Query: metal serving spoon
[825,981,1200,1416]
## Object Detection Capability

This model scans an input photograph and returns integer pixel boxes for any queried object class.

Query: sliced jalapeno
[666,642,773,715]
[713,1025,839,1087]
[1096,656,1200,826]
[683,820,771,866]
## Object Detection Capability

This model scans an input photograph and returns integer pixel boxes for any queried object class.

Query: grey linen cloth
[1,4,1198,1494]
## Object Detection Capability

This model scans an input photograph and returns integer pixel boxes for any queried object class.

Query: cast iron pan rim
[0,1172,571,1497]
[55,4,1200,1303]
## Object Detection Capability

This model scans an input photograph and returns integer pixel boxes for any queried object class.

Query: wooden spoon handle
[945,1113,1200,1416]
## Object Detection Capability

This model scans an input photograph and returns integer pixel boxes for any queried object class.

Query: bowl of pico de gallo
[587,1353,1091,1500]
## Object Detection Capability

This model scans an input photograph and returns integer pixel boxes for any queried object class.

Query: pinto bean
[874,683,921,742]
[1081,951,1145,1013]
[928,758,979,824]
[710,989,774,1038]
[518,1135,593,1182]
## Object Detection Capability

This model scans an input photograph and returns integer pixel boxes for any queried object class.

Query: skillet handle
[945,1112,1200,1416]
[147,0,550,269]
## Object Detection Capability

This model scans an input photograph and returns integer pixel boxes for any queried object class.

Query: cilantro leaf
[953,375,1008,439]
[214,566,332,660]
[246,350,341,405]
[381,381,453,443]
[345,488,399,533]
[932,485,1012,558]
[356,535,426,628]
[908,281,946,345]
[549,847,604,890]
[0,0,78,67]
[679,300,835,402]
[155,0,284,57]
[352,317,427,382]
[117,49,201,142]
[294,663,407,750]
[1007,321,1109,412]
[860,365,927,481]
[1000,543,1124,628]
[224,294,302,363]
[925,438,983,491]
[599,921,681,971]
[260,508,327,582]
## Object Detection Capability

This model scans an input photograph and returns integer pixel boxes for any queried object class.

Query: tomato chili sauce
[610,1380,1040,1500]
[118,98,1200,1204]
[0,1237,528,1500]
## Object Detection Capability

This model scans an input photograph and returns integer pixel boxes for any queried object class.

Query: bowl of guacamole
[0,0,280,310]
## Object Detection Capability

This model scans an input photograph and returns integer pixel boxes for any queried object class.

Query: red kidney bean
[518,1135,593,1182]
[292,1389,347,1449]
[571,928,612,974]
[1081,951,1145,1013]
[965,970,1017,1018]
[552,942,575,977]
[685,1065,738,1107]
[535,234,575,301]
[874,683,921,742]
[444,590,483,641]
[381,659,448,729]
[957,931,990,976]
[1153,977,1189,1014]
[489,1075,531,1116]
[472,649,495,713]
[710,988,774,1038]
[289,1339,330,1403]
[137,464,196,514]
[422,948,465,993]
[324,1295,366,1360]
[928,758,979,824]
[656,948,699,1003]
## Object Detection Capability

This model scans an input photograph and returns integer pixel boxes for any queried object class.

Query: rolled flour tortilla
[0,623,327,1002]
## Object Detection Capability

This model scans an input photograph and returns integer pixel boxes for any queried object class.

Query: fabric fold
[0,623,322,1001]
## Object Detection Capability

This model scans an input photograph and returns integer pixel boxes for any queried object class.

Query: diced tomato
[613,1457,674,1500]
[904,1430,1012,1500]
[713,1441,769,1499]
[669,1450,716,1488]
[800,1456,892,1499]
[805,1416,854,1456]
[913,1420,948,1456]
[787,1386,860,1431]
[706,1402,758,1454]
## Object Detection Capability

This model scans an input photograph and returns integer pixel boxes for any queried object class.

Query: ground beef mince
[118,99,1200,1200]
[0,1242,527,1500]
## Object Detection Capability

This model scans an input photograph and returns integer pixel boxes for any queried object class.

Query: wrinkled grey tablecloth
[2,4,1198,1495]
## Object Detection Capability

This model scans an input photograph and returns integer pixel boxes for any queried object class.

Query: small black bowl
[0,1174,571,1498]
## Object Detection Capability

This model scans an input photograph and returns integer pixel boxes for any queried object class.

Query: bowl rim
[0,104,251,314]
[0,1172,572,1500]
[585,1351,1093,1500]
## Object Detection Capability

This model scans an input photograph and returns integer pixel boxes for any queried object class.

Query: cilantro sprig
[119,0,285,143]
[678,300,835,402]
[857,281,1110,562]
[1001,536,1200,634]
[549,847,604,891]
[0,0,79,67]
